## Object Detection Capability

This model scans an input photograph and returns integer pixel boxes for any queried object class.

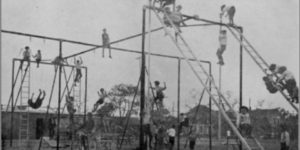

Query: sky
[1,0,299,114]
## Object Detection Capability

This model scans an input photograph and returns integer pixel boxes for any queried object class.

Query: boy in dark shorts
[20,46,31,69]
[33,50,42,68]
[167,125,176,150]
[74,57,83,83]
[92,88,108,112]
[152,81,167,108]
[102,28,112,58]
[28,89,46,109]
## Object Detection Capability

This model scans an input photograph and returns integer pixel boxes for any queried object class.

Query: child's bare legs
[108,45,112,58]
[102,47,105,58]
[216,45,226,65]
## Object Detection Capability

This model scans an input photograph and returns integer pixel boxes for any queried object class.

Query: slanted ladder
[226,27,298,112]
[19,63,30,141]
[147,6,263,150]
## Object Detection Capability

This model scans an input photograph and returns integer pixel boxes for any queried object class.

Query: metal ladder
[226,27,298,112]
[147,6,263,150]
[19,62,30,141]
[73,71,82,114]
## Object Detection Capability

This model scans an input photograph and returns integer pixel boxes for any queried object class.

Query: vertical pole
[209,62,212,150]
[56,41,63,150]
[10,59,15,146]
[218,65,222,139]
[84,68,88,122]
[177,58,181,150]
[140,7,146,150]
[239,27,243,150]
[218,15,222,140]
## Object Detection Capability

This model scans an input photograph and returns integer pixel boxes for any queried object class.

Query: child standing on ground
[74,57,83,84]
[167,125,176,150]
[236,106,252,138]
[280,125,290,150]
[220,5,236,25]
[216,30,227,65]
[102,28,112,58]
[33,50,42,68]
[152,81,167,108]
[188,125,197,150]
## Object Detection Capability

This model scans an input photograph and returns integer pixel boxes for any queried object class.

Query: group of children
[19,46,42,68]
[263,64,298,103]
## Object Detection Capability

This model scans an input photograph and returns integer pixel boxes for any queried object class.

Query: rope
[38,65,59,150]
[118,76,141,150]
[6,63,23,111]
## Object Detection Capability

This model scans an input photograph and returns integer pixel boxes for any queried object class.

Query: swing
[28,90,46,109]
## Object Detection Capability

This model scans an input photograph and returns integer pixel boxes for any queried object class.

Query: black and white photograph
[1,0,299,150]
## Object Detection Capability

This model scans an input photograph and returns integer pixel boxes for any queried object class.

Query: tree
[96,84,140,118]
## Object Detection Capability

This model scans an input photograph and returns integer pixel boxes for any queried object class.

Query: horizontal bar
[110,46,211,64]
[182,23,217,27]
[63,27,165,59]
[13,58,87,69]
[144,5,242,29]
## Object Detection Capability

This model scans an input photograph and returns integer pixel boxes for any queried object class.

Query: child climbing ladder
[269,64,299,103]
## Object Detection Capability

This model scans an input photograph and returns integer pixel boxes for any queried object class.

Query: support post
[239,27,243,150]
[84,68,88,122]
[218,65,222,139]
[56,41,63,150]
[209,62,212,150]
[177,58,181,150]
[140,7,146,150]
[10,59,15,146]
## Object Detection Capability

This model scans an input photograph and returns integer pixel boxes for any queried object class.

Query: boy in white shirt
[236,106,252,137]
[167,125,176,150]
[216,30,227,65]
[280,125,290,150]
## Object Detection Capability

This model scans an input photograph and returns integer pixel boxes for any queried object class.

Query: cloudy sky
[2,0,299,114]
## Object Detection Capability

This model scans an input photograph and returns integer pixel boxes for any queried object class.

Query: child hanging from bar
[74,57,83,84]
[33,49,42,68]
[28,89,46,109]
[269,64,298,103]
[19,46,31,69]
[152,81,167,108]
[220,5,236,25]
[216,30,227,65]
[92,88,108,112]
[102,28,112,58]
[236,106,252,138]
